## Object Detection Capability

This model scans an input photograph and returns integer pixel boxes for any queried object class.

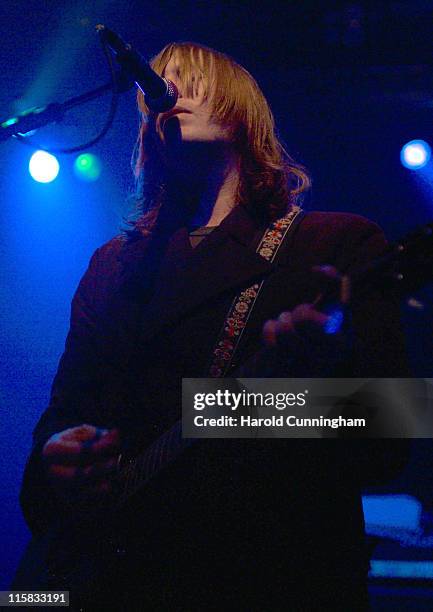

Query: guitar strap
[207,205,305,377]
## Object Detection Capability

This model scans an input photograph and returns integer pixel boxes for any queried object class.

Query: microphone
[96,24,178,112]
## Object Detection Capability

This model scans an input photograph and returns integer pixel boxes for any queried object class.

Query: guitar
[13,221,433,610]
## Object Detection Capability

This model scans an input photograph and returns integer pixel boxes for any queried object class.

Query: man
[18,42,408,610]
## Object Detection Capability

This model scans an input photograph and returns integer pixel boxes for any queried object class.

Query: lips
[160,107,191,129]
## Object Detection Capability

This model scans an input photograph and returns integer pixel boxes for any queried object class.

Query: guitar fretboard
[116,420,194,508]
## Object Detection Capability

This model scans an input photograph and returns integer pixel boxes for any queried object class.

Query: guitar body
[13,514,128,611]
[13,444,198,611]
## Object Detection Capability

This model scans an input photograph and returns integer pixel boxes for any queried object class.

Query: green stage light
[74,153,101,181]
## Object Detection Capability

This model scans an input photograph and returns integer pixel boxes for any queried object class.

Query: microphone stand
[0,70,133,144]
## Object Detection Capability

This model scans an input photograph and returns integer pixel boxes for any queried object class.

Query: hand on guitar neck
[255,265,351,377]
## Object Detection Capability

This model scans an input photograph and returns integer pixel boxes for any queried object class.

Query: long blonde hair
[130,42,310,237]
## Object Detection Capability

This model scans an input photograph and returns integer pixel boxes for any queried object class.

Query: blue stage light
[400,140,431,170]
[324,306,344,334]
[29,150,60,183]
[370,560,433,579]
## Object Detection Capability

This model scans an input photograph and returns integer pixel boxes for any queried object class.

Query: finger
[43,428,119,465]
[273,315,296,346]
[291,303,329,325]
[43,437,88,460]
[80,457,118,482]
[47,457,118,482]
[291,304,330,337]
[63,424,105,442]
[78,428,120,464]
[91,429,121,456]
[263,319,277,347]
[277,311,295,334]
[43,425,105,455]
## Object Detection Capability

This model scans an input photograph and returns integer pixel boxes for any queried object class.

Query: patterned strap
[208,205,303,377]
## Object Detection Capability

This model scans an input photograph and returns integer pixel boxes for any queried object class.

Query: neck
[190,155,240,228]
[165,143,241,229]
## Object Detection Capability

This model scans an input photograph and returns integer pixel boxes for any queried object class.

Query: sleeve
[332,217,412,486]
[334,217,410,377]
[19,247,111,534]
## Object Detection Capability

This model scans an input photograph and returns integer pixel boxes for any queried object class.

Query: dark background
[1,0,432,590]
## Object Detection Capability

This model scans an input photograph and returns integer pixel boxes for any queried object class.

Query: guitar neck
[116,420,194,508]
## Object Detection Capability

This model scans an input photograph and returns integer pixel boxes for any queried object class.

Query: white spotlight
[401,140,431,170]
[29,150,60,183]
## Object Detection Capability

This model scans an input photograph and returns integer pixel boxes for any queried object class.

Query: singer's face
[156,56,232,147]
